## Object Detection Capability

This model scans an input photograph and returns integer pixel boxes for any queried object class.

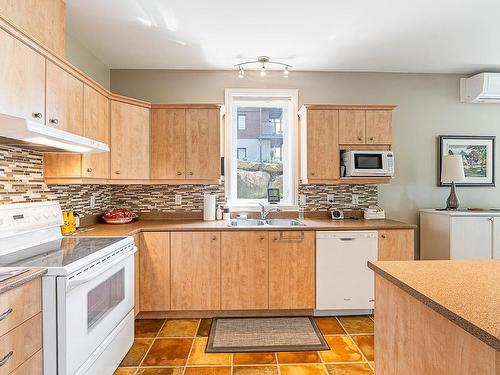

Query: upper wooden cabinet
[339,110,366,144]
[171,232,221,310]
[0,0,66,56]
[0,28,45,123]
[151,106,221,182]
[44,84,109,180]
[300,105,396,184]
[221,231,269,310]
[46,61,84,135]
[110,100,150,180]
[366,110,392,144]
[300,109,339,182]
[269,231,315,309]
[151,108,186,179]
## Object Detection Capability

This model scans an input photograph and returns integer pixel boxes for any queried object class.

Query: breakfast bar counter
[368,260,500,375]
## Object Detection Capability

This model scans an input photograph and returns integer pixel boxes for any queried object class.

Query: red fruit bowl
[102,208,137,224]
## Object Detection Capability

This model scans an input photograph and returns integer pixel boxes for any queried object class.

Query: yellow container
[61,211,70,235]
[67,211,76,233]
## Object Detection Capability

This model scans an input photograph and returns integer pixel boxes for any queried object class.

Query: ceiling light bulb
[260,65,266,76]
[283,66,289,78]
[238,68,244,78]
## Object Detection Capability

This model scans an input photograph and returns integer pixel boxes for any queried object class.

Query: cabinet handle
[32,112,43,119]
[488,217,494,222]
[369,299,375,302]
[279,231,304,240]
[311,172,315,176]
[176,171,182,176]
[0,351,13,367]
[115,171,121,175]
[49,118,59,125]
[260,236,265,240]
[369,137,374,141]
[358,137,362,141]
[212,235,217,241]
[87,168,93,173]
[343,298,351,301]
[0,308,12,322]
[188,172,194,176]
[381,234,386,239]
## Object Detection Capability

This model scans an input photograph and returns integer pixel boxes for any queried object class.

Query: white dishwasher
[315,231,377,315]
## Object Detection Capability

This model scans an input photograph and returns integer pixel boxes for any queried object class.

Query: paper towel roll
[203,194,216,221]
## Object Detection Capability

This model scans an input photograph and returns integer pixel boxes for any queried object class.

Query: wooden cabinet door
[378,229,415,261]
[269,231,315,309]
[185,109,220,180]
[0,0,65,56]
[0,29,45,123]
[82,85,109,178]
[307,110,339,180]
[133,234,140,316]
[366,110,392,144]
[140,232,170,311]
[151,109,186,179]
[221,231,269,310]
[171,232,221,310]
[110,101,150,179]
[338,110,365,144]
[46,61,84,135]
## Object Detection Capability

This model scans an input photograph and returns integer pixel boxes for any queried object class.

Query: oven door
[350,152,387,176]
[56,247,136,375]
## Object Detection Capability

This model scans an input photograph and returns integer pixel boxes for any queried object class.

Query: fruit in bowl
[102,208,137,224]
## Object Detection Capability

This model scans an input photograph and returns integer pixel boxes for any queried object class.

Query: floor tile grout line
[136,318,168,370]
[336,316,374,373]
[182,318,201,375]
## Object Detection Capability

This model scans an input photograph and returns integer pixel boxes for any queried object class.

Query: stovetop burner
[0,237,127,268]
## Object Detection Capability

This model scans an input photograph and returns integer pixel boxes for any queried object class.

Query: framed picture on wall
[439,135,495,186]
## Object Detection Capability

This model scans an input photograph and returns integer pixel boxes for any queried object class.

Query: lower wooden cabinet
[378,229,415,261]
[269,231,315,309]
[171,232,221,310]
[140,232,170,311]
[221,231,269,310]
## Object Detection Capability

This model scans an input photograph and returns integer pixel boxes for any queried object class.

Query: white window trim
[224,88,299,211]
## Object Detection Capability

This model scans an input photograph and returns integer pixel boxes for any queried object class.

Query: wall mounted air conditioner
[460,73,500,103]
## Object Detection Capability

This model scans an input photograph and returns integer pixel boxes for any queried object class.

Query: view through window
[228,93,295,205]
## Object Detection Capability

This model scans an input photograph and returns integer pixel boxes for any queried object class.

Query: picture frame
[439,135,495,187]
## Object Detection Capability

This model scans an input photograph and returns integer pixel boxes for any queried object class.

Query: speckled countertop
[368,260,500,350]
[0,268,46,294]
[70,218,416,237]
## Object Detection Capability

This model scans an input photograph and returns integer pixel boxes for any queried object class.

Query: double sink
[228,219,305,227]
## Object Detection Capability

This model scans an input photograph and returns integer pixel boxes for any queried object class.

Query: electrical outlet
[175,194,182,205]
[351,194,359,206]
[89,195,96,209]
[327,194,335,204]
[299,194,306,206]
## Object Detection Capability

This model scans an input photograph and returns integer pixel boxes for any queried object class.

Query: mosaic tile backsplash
[0,146,378,216]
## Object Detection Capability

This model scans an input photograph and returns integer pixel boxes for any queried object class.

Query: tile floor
[114,315,375,375]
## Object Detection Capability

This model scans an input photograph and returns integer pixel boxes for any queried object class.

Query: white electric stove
[0,201,137,375]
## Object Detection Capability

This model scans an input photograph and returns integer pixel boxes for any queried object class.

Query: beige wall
[65,33,110,89]
[110,69,500,225]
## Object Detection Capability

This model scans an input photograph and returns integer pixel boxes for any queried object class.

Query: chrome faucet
[258,203,281,219]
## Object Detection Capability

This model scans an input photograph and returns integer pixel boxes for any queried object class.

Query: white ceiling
[66,0,500,73]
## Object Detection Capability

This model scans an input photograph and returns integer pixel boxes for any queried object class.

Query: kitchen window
[225,88,299,207]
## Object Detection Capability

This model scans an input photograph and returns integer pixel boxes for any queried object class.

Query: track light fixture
[234,56,291,78]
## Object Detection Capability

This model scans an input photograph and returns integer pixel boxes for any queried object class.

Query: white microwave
[342,150,395,177]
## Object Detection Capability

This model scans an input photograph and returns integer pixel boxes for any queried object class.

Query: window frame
[224,88,299,210]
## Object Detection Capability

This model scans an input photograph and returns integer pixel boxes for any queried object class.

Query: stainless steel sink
[228,219,266,227]
[228,218,305,227]
[265,219,305,226]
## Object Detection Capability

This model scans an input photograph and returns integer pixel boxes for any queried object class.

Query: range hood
[0,113,109,153]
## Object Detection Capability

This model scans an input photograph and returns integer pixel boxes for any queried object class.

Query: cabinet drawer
[0,314,42,375]
[10,350,42,375]
[0,278,41,337]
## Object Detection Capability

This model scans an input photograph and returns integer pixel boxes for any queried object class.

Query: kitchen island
[368,260,500,375]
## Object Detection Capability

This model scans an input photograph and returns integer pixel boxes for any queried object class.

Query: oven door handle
[66,246,137,292]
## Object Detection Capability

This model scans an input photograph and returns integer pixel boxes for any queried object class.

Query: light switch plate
[327,194,335,204]
[89,195,96,209]
[351,194,359,206]
[175,194,182,205]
